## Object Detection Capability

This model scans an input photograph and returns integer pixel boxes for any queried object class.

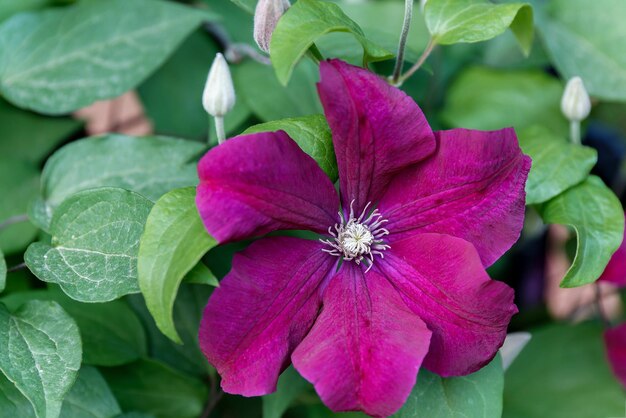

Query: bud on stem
[561,76,591,144]
[203,53,236,144]
[254,0,290,53]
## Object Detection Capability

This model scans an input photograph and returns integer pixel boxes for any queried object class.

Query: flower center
[321,200,390,271]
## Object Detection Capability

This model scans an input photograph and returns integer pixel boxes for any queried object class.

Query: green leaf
[0,0,209,114]
[234,59,322,123]
[138,187,217,344]
[394,356,503,418]
[0,250,5,294]
[424,0,533,54]
[0,372,35,417]
[59,366,121,418]
[519,126,597,205]
[0,300,81,418]
[326,0,430,64]
[442,67,568,135]
[270,0,392,85]
[25,188,153,302]
[101,359,208,418]
[504,323,624,418]
[0,289,147,366]
[263,366,310,418]
[0,158,39,254]
[0,0,49,22]
[538,176,624,287]
[228,0,256,14]
[36,134,204,231]
[182,262,218,286]
[128,284,212,378]
[0,98,81,163]
[244,114,338,181]
[534,0,626,101]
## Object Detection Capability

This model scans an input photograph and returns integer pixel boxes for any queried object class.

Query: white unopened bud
[254,0,290,53]
[561,76,591,122]
[202,53,235,118]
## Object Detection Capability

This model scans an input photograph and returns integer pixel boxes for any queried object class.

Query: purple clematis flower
[196,59,531,417]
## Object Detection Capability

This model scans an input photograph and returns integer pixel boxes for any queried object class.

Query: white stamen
[320,200,390,272]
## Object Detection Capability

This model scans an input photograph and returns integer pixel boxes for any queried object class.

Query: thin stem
[214,116,225,144]
[396,38,436,86]
[391,0,414,83]
[7,262,26,273]
[570,120,581,144]
[0,214,29,231]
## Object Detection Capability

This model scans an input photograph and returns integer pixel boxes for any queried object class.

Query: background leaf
[138,187,217,344]
[0,0,210,114]
[270,0,392,84]
[262,366,311,418]
[59,366,121,418]
[244,114,338,181]
[442,67,567,135]
[234,59,322,123]
[519,125,597,205]
[0,98,81,163]
[101,359,208,418]
[0,251,5,294]
[128,284,212,378]
[0,372,35,417]
[25,188,153,302]
[394,356,503,418]
[533,0,626,101]
[538,175,624,287]
[0,158,39,254]
[425,0,533,54]
[0,300,81,418]
[504,323,624,418]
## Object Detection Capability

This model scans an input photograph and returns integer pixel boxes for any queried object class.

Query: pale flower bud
[561,76,591,122]
[202,53,235,118]
[254,0,290,53]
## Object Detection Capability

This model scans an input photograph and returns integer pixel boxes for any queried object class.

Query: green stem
[570,120,581,144]
[215,116,225,144]
[396,38,436,86]
[391,0,414,84]
[0,214,28,231]
[306,43,324,65]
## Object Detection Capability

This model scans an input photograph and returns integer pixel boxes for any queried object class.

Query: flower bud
[202,53,235,118]
[254,0,290,53]
[561,76,591,122]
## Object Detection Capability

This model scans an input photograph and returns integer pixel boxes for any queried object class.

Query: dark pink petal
[318,59,436,213]
[196,131,339,243]
[379,233,517,376]
[599,214,626,287]
[378,128,531,267]
[605,323,626,388]
[292,263,432,417]
[199,237,335,396]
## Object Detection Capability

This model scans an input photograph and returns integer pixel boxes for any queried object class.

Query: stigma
[321,200,390,272]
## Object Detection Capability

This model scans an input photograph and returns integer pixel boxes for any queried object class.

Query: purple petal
[380,233,517,376]
[196,131,339,243]
[292,263,432,417]
[605,323,626,388]
[378,128,531,267]
[199,237,335,396]
[599,214,626,287]
[318,59,435,214]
